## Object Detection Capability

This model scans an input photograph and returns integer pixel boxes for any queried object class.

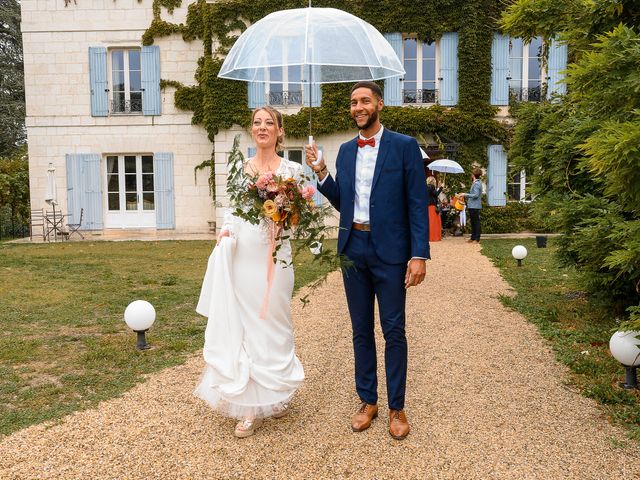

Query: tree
[502,1,640,330]
[0,0,25,157]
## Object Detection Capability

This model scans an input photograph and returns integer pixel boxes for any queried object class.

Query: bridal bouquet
[245,171,317,231]
[226,135,333,257]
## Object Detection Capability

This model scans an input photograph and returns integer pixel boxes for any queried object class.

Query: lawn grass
[481,238,640,441]
[0,239,337,438]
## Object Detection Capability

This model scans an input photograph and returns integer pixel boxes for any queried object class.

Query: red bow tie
[357,137,376,148]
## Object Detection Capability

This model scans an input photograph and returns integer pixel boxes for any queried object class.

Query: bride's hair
[251,106,285,153]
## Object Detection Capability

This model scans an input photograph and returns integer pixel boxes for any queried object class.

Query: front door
[104,154,155,228]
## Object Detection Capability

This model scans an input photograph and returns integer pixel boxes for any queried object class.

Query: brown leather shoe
[351,402,378,432]
[389,409,410,440]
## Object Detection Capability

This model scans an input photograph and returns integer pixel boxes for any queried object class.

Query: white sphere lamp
[512,245,528,267]
[124,300,156,350]
[609,330,640,389]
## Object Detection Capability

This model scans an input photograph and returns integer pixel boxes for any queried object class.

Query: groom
[305,81,429,440]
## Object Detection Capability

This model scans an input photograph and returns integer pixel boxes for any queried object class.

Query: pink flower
[300,184,316,200]
[255,172,273,190]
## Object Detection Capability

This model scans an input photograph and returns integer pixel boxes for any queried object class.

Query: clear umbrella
[218,5,404,155]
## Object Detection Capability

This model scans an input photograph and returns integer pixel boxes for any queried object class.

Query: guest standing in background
[426,176,442,242]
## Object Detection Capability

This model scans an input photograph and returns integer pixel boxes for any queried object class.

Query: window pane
[288,65,301,83]
[142,174,154,191]
[108,174,119,192]
[422,41,436,59]
[404,59,417,82]
[269,66,283,84]
[107,156,118,174]
[124,156,136,173]
[141,156,154,173]
[112,50,124,71]
[403,38,417,59]
[422,59,436,84]
[128,49,141,71]
[125,174,137,192]
[130,91,143,112]
[108,193,120,211]
[112,71,125,92]
[126,193,137,210]
[287,150,303,164]
[142,193,155,211]
[129,71,141,91]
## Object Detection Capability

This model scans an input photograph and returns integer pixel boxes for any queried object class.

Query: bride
[194,106,305,438]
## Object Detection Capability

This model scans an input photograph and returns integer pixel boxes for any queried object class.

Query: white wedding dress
[194,158,305,419]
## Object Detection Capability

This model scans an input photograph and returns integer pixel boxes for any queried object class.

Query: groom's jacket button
[352,222,371,232]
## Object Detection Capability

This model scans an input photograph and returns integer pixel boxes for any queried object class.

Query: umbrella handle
[308,135,323,165]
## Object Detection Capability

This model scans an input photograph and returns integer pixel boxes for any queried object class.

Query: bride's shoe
[272,403,289,419]
[234,417,263,438]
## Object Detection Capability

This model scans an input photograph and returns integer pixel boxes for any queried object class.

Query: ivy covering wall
[145,0,509,179]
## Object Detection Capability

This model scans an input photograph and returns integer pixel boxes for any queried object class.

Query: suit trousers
[342,229,408,410]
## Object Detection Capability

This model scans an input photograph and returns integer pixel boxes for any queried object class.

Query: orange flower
[290,212,300,226]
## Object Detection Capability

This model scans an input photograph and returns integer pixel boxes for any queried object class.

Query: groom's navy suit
[318,128,429,410]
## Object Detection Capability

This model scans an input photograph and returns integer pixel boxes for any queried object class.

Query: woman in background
[426,176,442,242]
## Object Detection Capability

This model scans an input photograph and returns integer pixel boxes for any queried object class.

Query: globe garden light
[124,300,156,350]
[511,245,528,267]
[609,330,640,389]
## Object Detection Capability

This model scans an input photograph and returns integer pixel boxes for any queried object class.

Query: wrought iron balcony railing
[111,97,143,114]
[509,86,546,103]
[268,90,303,106]
[403,89,438,105]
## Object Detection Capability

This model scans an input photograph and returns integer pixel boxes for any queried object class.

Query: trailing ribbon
[259,222,282,320]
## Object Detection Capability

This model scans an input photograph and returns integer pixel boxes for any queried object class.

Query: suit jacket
[318,129,430,264]
[465,179,483,209]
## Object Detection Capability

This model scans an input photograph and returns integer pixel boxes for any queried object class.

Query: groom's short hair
[352,81,383,100]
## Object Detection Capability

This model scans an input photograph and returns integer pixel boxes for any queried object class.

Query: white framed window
[507,168,532,202]
[268,66,303,106]
[508,37,545,102]
[105,154,155,228]
[402,37,438,104]
[109,48,143,114]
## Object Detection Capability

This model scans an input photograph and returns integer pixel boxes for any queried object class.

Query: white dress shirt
[353,126,384,223]
[318,126,384,223]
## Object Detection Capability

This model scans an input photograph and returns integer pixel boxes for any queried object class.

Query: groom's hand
[405,258,426,289]
[304,142,328,181]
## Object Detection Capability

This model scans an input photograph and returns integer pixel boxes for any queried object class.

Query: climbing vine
[144,0,510,192]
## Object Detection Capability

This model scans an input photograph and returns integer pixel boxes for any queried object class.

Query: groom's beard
[353,108,379,131]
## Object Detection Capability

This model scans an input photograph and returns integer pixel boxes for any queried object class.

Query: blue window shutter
[88,47,108,117]
[439,33,459,106]
[487,145,507,206]
[303,82,321,107]
[383,33,403,106]
[141,45,161,115]
[154,152,175,229]
[490,34,510,105]
[547,38,568,99]
[65,153,103,229]
[247,147,256,159]
[248,82,266,108]
[302,146,323,207]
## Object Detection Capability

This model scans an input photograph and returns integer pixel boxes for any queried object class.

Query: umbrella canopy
[45,163,57,205]
[219,7,404,84]
[419,147,430,160]
[427,159,464,174]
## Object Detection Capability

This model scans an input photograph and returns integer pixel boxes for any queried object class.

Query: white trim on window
[401,35,439,104]
[108,48,143,115]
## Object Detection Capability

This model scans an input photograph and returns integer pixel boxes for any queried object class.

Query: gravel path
[1,237,638,479]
